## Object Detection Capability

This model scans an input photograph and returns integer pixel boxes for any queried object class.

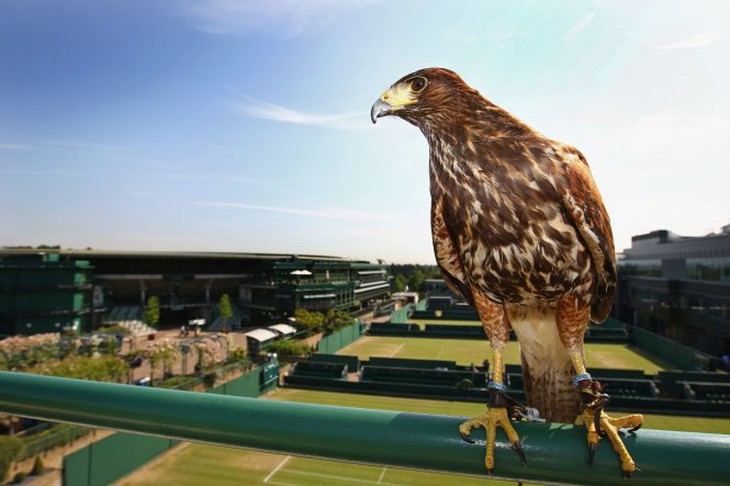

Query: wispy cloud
[161,172,268,186]
[197,201,397,222]
[43,140,128,153]
[0,138,130,156]
[234,98,365,130]
[564,11,596,42]
[3,169,81,177]
[180,0,383,37]
[0,142,30,151]
[653,32,722,50]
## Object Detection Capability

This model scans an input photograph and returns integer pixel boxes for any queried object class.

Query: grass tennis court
[118,334,727,485]
[340,336,673,375]
[118,388,730,486]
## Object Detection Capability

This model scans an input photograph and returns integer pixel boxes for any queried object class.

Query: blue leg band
[573,373,592,386]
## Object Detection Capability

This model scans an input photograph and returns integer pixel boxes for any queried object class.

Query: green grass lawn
[340,336,671,374]
[119,388,730,486]
[117,336,725,485]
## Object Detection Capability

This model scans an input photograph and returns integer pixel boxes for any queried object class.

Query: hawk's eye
[410,77,427,93]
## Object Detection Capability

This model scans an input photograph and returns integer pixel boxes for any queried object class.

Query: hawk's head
[371,67,479,127]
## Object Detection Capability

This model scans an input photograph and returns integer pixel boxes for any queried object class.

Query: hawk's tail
[508,307,581,424]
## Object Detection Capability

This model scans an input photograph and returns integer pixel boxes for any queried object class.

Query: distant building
[615,226,730,356]
[0,250,391,335]
[0,252,96,336]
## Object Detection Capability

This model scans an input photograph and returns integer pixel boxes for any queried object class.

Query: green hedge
[0,436,24,484]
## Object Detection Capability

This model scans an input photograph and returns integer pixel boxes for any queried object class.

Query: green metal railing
[1,371,729,485]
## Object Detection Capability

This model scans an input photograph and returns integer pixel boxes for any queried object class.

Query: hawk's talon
[460,431,476,444]
[594,408,606,437]
[576,407,643,477]
[512,442,527,465]
[588,442,596,467]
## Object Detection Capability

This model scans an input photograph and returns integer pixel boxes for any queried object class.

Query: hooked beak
[370,98,392,124]
[370,83,417,124]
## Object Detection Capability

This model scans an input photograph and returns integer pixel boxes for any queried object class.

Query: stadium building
[615,225,730,356]
[0,252,95,336]
[0,250,391,336]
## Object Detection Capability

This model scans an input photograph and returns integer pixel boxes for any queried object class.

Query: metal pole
[1,371,728,486]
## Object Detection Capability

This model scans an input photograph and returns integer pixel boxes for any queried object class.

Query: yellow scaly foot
[574,379,643,478]
[459,406,526,474]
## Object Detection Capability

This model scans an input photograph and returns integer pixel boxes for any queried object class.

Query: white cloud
[3,169,80,177]
[653,32,722,50]
[180,0,384,37]
[563,11,596,42]
[0,143,29,151]
[197,201,397,222]
[234,98,365,130]
[43,139,128,153]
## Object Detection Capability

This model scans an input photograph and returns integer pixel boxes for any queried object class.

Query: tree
[145,296,160,329]
[407,269,426,294]
[293,308,325,333]
[268,340,310,360]
[393,274,408,292]
[323,308,354,333]
[219,294,233,332]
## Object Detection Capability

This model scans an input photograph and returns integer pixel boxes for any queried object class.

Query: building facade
[0,253,95,336]
[0,250,391,334]
[615,226,730,357]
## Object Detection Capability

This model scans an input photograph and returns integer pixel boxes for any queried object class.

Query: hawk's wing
[556,144,616,323]
[431,197,474,307]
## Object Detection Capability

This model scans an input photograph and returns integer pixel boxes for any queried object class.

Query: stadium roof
[59,250,348,261]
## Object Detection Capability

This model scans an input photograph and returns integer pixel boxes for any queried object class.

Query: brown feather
[377,67,615,422]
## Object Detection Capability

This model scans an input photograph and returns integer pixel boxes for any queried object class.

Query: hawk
[371,68,642,476]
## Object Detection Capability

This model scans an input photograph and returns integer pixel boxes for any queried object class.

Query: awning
[268,324,297,336]
[245,329,278,342]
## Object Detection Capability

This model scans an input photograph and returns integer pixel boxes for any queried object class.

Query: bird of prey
[371,68,642,476]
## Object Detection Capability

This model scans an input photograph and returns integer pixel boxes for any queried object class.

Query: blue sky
[1,1,729,263]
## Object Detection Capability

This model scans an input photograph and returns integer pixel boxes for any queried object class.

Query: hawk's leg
[570,352,643,477]
[558,296,643,477]
[459,292,527,474]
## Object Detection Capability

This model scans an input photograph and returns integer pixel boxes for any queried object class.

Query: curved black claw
[590,393,610,437]
[512,442,527,465]
[460,431,476,444]
[628,423,643,433]
[594,407,605,437]
[588,443,597,467]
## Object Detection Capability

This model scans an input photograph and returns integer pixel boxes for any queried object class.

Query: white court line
[281,469,399,485]
[264,455,292,483]
[378,467,388,483]
[388,343,404,357]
